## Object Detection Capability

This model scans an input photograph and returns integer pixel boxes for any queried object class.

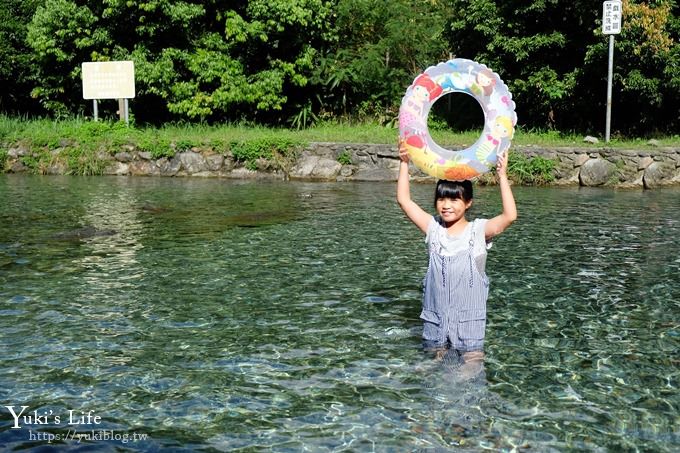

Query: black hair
[434,179,473,208]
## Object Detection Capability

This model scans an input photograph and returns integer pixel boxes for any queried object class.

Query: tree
[0,0,46,114]
[441,0,679,135]
[312,0,449,122]
[27,0,109,116]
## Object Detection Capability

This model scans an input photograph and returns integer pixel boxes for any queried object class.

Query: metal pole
[124,98,129,125]
[605,34,615,143]
[93,99,98,121]
[118,98,125,122]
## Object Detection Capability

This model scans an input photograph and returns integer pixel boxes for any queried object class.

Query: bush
[137,136,173,159]
[229,137,302,171]
[507,152,557,185]
[337,150,352,165]
[0,149,8,170]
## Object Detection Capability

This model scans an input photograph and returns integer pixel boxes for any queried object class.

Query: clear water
[0,175,678,452]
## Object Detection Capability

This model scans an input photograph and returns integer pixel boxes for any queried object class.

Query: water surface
[0,175,678,451]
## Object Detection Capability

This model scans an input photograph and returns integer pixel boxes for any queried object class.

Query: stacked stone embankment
[4,142,680,188]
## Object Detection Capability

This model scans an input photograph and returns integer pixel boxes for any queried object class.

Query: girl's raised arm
[485,151,517,239]
[397,143,432,234]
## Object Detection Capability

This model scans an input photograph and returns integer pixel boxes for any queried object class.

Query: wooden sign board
[82,61,135,100]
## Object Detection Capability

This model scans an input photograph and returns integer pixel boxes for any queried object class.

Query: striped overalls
[421,218,489,352]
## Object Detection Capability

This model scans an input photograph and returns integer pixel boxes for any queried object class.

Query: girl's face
[436,197,472,224]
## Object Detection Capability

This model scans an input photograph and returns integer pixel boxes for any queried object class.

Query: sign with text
[82,61,135,100]
[602,1,622,35]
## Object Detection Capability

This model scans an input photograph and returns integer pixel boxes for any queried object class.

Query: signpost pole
[605,34,615,143]
[93,100,98,121]
[601,0,621,143]
[118,99,125,123]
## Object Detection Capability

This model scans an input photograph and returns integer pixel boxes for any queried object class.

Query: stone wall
[4,142,680,188]
[291,143,680,188]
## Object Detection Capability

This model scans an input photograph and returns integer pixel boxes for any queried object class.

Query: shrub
[507,152,557,185]
[229,137,302,171]
[137,136,173,159]
[337,150,352,165]
[0,149,8,170]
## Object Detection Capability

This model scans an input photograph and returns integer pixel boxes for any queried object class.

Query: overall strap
[467,220,476,288]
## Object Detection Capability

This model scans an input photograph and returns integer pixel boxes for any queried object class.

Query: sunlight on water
[0,175,678,451]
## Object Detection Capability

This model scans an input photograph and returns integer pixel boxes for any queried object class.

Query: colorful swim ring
[398,59,517,180]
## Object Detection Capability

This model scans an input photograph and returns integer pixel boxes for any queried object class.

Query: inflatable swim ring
[398,59,517,180]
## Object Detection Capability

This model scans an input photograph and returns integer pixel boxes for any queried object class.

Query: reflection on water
[0,175,679,451]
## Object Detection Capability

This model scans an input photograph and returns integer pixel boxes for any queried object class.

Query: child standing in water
[397,147,517,370]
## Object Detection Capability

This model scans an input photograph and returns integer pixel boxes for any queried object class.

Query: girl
[397,147,517,370]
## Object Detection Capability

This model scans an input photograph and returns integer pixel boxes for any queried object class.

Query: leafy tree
[313,0,449,122]
[441,0,679,135]
[24,0,336,123]
[11,0,680,135]
[27,0,109,116]
[0,0,45,114]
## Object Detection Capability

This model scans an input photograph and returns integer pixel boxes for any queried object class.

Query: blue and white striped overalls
[421,218,489,352]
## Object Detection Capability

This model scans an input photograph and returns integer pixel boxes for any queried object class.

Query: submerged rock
[51,226,117,240]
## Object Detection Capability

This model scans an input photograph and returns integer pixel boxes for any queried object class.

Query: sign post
[82,61,135,124]
[602,0,622,143]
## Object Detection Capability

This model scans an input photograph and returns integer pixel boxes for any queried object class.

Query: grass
[2,115,679,149]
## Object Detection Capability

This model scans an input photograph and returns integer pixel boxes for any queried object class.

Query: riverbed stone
[579,159,615,186]
[289,152,341,180]
[130,160,158,176]
[104,162,130,176]
[46,161,68,175]
[179,151,208,174]
[643,162,674,189]
[8,146,27,158]
[206,154,224,171]
[340,165,355,177]
[553,165,581,185]
[638,156,654,170]
[159,155,181,176]
[573,154,590,167]
[115,152,133,162]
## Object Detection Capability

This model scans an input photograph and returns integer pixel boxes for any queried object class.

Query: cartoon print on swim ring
[398,58,517,180]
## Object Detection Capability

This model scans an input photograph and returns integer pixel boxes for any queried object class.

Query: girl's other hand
[496,151,509,178]
[398,139,410,163]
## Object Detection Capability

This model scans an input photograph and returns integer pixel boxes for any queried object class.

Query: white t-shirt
[425,217,492,270]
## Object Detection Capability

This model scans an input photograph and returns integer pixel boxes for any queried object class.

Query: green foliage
[0,0,43,113]
[0,148,8,170]
[4,0,679,137]
[442,0,679,135]
[337,150,352,165]
[507,152,557,185]
[229,137,301,170]
[290,103,318,130]
[137,135,173,159]
[62,146,107,176]
[20,153,41,171]
[313,0,448,116]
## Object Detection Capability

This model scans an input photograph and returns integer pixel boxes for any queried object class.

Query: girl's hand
[398,139,410,163]
[496,151,509,178]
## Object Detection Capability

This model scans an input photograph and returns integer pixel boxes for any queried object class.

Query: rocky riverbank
[4,142,680,188]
